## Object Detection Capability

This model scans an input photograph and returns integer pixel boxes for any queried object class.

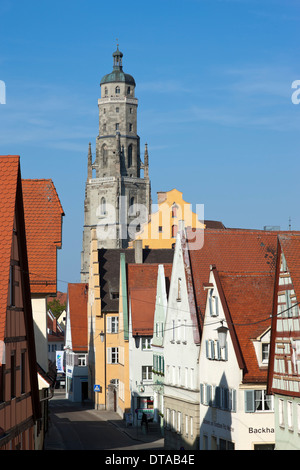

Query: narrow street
[44,389,164,451]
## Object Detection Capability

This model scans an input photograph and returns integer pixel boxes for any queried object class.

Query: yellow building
[130,188,205,249]
[87,230,174,414]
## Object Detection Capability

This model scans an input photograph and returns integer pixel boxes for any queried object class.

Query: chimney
[134,239,143,264]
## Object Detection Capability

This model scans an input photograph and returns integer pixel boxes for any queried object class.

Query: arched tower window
[104,87,108,95]
[115,86,120,94]
[129,196,135,215]
[101,197,106,215]
[102,144,108,167]
[128,144,133,168]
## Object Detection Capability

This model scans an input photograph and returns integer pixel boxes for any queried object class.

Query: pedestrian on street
[141,413,148,433]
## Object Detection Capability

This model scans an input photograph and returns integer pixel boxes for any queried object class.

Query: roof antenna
[289,216,291,231]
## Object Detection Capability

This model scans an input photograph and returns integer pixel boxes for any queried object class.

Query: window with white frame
[279,399,285,427]
[185,414,188,436]
[166,408,170,429]
[262,343,269,363]
[107,316,119,334]
[287,400,293,430]
[172,410,176,432]
[182,320,187,343]
[200,383,236,412]
[177,319,181,342]
[190,368,194,389]
[244,390,273,412]
[78,355,87,367]
[185,367,188,388]
[142,365,152,381]
[205,339,228,361]
[107,347,118,364]
[171,320,175,342]
[177,411,181,434]
[141,337,151,350]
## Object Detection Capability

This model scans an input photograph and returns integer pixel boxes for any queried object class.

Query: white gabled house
[152,264,172,434]
[199,265,275,450]
[65,283,89,403]
[163,233,201,450]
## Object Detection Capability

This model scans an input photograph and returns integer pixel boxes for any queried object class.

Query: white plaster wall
[31,296,48,373]
[199,270,275,450]
[164,236,199,399]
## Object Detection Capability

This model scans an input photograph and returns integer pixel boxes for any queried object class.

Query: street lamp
[100,331,105,343]
[216,321,229,349]
[134,333,140,349]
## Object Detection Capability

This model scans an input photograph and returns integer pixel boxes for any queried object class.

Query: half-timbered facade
[268,233,300,450]
[0,156,40,450]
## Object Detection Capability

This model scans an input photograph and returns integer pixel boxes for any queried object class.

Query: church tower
[81,46,151,282]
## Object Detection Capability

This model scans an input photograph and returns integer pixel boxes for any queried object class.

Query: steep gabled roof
[128,263,173,337]
[0,155,40,419]
[67,283,88,353]
[130,288,157,336]
[214,268,275,383]
[187,228,282,329]
[0,156,20,341]
[22,179,64,295]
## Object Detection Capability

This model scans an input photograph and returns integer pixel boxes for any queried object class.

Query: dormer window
[262,343,269,363]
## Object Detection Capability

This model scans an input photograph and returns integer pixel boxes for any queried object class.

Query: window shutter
[245,390,255,413]
[231,389,236,412]
[224,343,228,361]
[215,296,219,316]
[216,341,221,360]
[210,340,215,360]
[107,317,111,334]
[205,340,209,358]
[215,386,221,408]
[107,348,112,364]
[206,384,212,406]
[209,292,213,316]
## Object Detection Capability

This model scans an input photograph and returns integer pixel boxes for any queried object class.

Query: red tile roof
[22,179,64,294]
[68,283,88,352]
[216,270,275,383]
[0,156,20,344]
[187,228,281,328]
[278,233,300,300]
[130,288,157,336]
[128,263,172,336]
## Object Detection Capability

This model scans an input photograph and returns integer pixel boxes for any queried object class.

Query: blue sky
[0,0,300,292]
